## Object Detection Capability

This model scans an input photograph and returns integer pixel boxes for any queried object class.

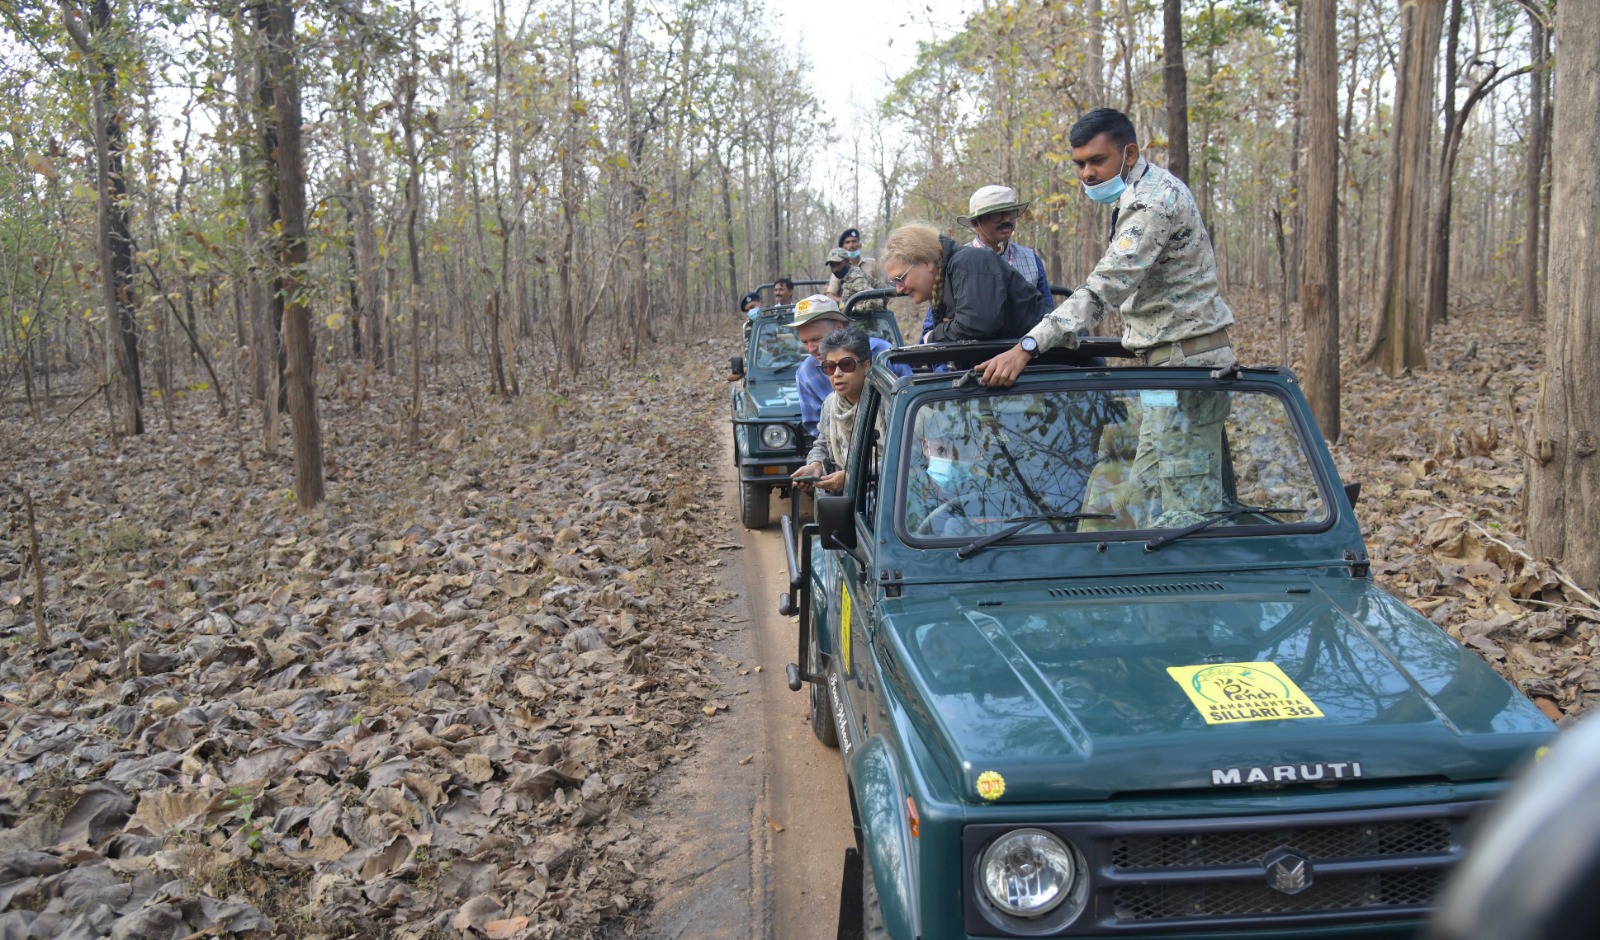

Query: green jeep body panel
[791,345,1554,939]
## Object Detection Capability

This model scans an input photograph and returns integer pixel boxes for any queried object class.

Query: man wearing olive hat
[788,294,908,436]
[958,184,1053,319]
[823,247,884,313]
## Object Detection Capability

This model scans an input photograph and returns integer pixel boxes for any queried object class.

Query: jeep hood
[884,579,1553,804]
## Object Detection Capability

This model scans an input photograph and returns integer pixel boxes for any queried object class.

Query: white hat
[957,185,1031,228]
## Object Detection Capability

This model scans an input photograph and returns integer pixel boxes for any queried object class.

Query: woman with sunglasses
[881,222,1043,344]
[792,328,872,493]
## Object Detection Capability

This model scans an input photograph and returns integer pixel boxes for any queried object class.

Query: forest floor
[0,296,1594,937]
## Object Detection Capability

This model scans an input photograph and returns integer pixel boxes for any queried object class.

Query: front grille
[1110,817,1454,869]
[962,802,1483,936]
[1114,869,1446,920]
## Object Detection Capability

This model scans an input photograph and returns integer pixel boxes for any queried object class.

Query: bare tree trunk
[1526,0,1600,590]
[1364,0,1443,376]
[1301,0,1340,440]
[61,0,143,435]
[1425,64,1525,329]
[1521,7,1550,323]
[1161,0,1189,183]
[256,0,323,509]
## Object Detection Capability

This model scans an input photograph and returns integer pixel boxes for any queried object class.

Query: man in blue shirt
[788,295,909,437]
[922,185,1054,339]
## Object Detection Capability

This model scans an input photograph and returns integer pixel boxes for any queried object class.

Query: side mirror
[729,356,745,376]
[1344,482,1361,507]
[816,494,856,551]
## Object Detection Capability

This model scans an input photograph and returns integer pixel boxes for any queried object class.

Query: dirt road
[638,437,854,939]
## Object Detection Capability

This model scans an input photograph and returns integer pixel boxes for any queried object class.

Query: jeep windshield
[750,318,807,371]
[900,382,1331,544]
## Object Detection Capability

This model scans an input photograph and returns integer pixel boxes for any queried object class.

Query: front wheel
[740,482,771,529]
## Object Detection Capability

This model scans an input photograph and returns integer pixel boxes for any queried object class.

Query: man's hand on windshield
[816,470,847,493]
[975,344,1032,388]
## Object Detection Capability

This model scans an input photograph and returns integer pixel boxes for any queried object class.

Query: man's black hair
[1069,108,1137,150]
[775,276,795,289]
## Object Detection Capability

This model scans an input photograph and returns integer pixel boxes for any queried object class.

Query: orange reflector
[906,796,920,839]
[762,466,785,476]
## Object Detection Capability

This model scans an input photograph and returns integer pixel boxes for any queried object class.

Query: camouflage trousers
[1128,345,1236,528]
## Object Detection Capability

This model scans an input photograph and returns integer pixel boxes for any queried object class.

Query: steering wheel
[915,498,987,538]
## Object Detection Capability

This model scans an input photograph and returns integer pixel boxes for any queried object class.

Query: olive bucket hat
[957,184,1031,228]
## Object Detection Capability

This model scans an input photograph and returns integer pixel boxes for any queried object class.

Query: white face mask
[1083,146,1131,205]
[927,456,969,489]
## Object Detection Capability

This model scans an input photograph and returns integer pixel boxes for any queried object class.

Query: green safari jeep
[779,340,1554,939]
[729,292,903,529]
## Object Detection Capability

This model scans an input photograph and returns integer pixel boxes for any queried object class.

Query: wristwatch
[1020,336,1041,359]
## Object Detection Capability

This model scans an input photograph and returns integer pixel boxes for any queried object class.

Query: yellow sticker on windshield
[1167,662,1324,725]
[840,583,853,674]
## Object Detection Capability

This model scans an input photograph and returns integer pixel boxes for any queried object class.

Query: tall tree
[1520,1,1551,323]
[1161,0,1189,183]
[60,0,143,435]
[1364,0,1444,376]
[255,0,323,509]
[1527,0,1600,590]
[1299,0,1339,440]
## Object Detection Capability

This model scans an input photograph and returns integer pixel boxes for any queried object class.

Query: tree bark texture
[257,0,324,509]
[62,0,143,435]
[1366,0,1443,377]
[1300,0,1340,441]
[1526,1,1600,589]
[1161,0,1189,183]
[1522,10,1549,323]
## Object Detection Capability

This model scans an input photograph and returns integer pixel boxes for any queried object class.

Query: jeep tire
[740,482,771,529]
[809,645,838,748]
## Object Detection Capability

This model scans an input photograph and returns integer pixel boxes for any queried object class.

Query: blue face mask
[1082,147,1131,205]
[927,456,969,489]
[847,249,861,259]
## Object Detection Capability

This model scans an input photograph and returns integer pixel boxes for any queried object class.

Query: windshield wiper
[1143,505,1306,552]
[956,512,1114,560]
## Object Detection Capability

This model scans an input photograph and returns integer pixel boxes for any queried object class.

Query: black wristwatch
[1020,336,1040,358]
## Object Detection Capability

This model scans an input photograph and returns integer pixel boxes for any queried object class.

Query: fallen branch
[14,479,49,647]
[1467,517,1600,611]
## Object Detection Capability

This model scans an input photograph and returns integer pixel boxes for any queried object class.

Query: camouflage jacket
[1028,157,1233,353]
[828,263,886,312]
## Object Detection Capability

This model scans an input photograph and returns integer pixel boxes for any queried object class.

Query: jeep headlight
[760,424,793,450]
[980,828,1076,918]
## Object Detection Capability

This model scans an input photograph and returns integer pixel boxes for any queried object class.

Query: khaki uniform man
[976,108,1236,527]
[824,247,884,313]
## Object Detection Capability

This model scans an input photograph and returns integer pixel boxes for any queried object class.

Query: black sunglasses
[820,356,862,375]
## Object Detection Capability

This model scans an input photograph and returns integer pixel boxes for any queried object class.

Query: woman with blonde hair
[881,222,1043,343]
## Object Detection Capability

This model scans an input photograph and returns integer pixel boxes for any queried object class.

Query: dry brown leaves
[1234,297,1600,721]
[0,349,732,938]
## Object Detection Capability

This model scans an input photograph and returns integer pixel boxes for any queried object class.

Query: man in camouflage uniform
[824,247,884,313]
[975,108,1235,527]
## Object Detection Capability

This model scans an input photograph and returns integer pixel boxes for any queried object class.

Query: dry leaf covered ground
[1,349,737,938]
[1,303,1591,937]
